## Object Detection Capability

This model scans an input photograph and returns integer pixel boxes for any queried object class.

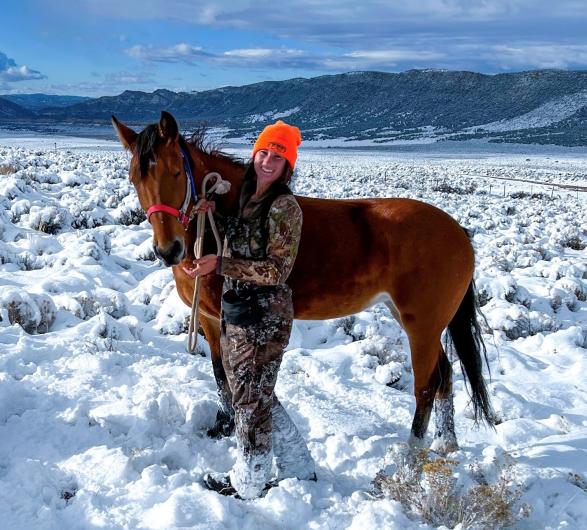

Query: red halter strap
[146,204,191,229]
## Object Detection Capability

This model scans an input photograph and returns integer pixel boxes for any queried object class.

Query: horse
[112,111,493,454]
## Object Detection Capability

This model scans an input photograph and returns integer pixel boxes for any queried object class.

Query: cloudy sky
[1,0,586,96]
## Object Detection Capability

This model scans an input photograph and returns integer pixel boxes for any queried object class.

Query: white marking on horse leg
[431,396,459,455]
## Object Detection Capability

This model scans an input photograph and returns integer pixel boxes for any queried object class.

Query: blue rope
[180,145,197,201]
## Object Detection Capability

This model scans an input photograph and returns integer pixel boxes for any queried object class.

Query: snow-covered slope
[0,137,586,529]
[472,90,587,132]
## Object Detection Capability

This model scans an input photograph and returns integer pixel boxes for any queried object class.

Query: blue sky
[1,0,586,97]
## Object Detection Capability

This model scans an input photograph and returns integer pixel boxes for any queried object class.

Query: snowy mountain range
[1,94,90,112]
[1,69,586,146]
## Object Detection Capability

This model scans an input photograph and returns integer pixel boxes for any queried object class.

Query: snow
[471,90,587,133]
[0,134,586,529]
[244,107,301,124]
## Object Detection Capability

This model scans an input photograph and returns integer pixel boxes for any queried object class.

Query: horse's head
[112,111,210,266]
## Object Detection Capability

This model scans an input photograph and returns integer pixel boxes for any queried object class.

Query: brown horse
[112,111,493,454]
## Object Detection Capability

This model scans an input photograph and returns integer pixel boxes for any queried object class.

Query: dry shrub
[2,293,56,334]
[0,165,18,175]
[373,447,531,529]
[552,227,586,251]
[117,206,146,226]
[509,191,550,200]
[432,180,477,195]
[5,300,38,333]
[561,235,585,251]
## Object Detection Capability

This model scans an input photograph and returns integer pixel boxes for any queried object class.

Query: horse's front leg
[200,313,235,438]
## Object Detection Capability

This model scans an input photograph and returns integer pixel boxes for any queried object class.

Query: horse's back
[291,195,473,320]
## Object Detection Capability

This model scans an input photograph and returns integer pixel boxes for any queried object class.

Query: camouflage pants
[220,294,314,498]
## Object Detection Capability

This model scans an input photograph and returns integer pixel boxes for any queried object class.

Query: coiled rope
[186,172,231,353]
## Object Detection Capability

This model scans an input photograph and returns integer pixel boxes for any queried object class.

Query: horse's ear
[159,111,179,143]
[111,115,137,151]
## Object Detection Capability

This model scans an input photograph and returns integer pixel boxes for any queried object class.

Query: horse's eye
[174,171,181,178]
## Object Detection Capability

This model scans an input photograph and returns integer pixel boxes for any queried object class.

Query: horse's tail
[447,279,494,426]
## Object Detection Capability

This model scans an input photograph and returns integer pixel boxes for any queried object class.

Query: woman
[183,121,316,499]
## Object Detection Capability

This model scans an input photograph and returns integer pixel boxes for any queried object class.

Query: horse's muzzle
[153,238,185,266]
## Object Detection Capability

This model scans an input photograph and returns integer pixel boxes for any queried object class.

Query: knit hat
[252,120,302,169]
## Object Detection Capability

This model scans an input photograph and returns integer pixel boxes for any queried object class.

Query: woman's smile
[254,149,287,185]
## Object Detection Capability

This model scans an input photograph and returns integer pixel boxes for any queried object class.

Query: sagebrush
[373,447,531,529]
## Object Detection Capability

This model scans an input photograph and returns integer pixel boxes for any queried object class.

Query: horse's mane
[135,122,246,177]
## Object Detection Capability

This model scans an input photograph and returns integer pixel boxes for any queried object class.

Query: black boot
[202,473,279,499]
[203,473,238,497]
[206,410,235,439]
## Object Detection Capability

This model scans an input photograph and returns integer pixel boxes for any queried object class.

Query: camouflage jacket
[220,194,303,287]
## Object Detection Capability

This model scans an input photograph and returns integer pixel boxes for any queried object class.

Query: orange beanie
[252,120,302,169]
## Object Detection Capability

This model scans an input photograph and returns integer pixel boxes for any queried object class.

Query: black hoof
[206,410,235,439]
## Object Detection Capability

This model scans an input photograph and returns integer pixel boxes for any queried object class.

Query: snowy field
[0,135,586,529]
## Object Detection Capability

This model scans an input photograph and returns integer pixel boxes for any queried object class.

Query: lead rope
[186,172,231,353]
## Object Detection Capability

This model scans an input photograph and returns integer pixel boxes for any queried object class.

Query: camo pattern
[217,193,313,498]
[220,306,291,498]
[220,194,303,285]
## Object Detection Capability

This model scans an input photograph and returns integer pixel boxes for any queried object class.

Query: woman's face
[253,149,287,187]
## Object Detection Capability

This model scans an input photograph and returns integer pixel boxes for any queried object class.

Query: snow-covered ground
[0,136,586,529]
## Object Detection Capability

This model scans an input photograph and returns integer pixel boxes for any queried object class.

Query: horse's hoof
[430,436,459,456]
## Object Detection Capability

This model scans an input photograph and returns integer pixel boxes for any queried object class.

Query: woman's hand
[182,254,218,278]
[194,199,215,214]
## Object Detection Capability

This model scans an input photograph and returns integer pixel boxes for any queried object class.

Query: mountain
[4,70,587,146]
[0,94,92,112]
[0,98,34,119]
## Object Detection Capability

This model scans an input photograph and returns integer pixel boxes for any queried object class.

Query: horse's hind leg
[431,349,458,454]
[405,332,444,450]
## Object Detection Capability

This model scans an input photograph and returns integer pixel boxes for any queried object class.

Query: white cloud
[126,44,208,63]
[463,43,587,69]
[497,44,587,69]
[42,1,587,77]
[223,48,304,58]
[126,42,449,71]
[65,0,587,31]
[345,50,445,61]
[103,70,155,85]
[0,52,46,83]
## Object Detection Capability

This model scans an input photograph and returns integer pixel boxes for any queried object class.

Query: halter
[146,145,198,229]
